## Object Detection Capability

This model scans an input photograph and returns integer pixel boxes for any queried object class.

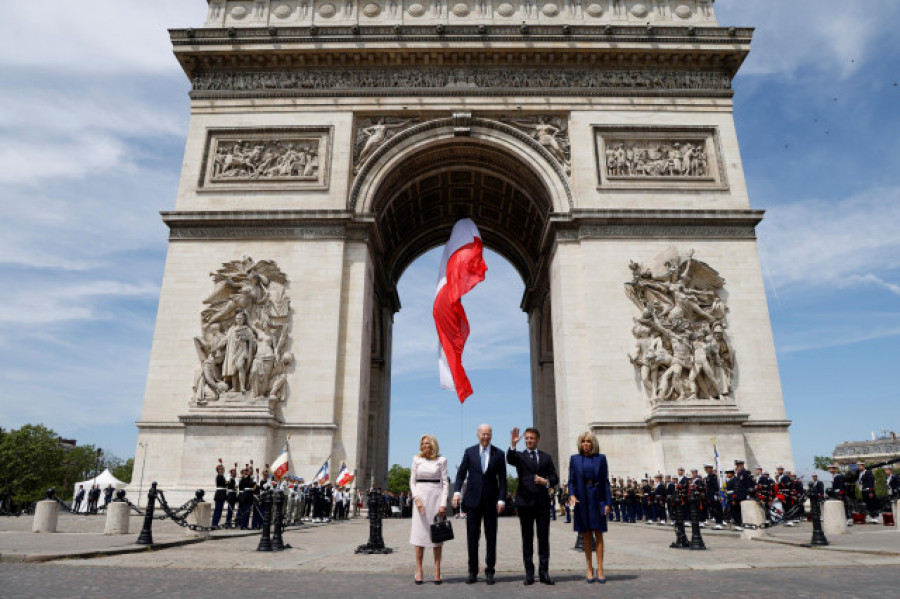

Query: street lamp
[137,442,149,508]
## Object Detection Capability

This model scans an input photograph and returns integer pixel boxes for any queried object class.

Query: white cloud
[0,1,208,75]
[717,0,900,78]
[757,186,900,293]
[0,280,160,325]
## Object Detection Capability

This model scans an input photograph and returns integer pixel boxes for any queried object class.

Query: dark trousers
[212,498,224,527]
[237,498,251,528]
[464,505,499,575]
[731,500,742,525]
[707,495,724,524]
[517,504,551,577]
[225,500,236,525]
[862,491,878,517]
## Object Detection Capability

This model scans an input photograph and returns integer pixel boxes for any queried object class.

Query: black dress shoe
[466,573,477,584]
[539,575,555,585]
[485,573,496,585]
[524,576,535,585]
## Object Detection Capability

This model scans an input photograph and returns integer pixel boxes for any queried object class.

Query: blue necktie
[481,447,488,473]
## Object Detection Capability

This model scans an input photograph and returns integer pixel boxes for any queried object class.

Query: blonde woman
[567,431,612,583]
[409,434,449,585]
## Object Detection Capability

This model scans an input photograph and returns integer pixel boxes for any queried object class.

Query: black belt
[417,479,441,483]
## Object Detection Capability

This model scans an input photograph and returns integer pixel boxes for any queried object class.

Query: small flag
[271,441,290,481]
[433,218,487,403]
[336,463,354,487]
[314,459,329,484]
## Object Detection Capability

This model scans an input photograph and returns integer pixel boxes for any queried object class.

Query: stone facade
[132,0,793,502]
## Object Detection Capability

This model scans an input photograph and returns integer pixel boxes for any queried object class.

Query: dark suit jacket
[506,447,559,508]
[455,444,507,510]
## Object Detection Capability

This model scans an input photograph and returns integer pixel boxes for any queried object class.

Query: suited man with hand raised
[507,426,559,585]
[453,424,507,585]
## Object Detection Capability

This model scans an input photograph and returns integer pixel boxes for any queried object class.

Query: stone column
[739,499,768,539]
[892,500,898,531]
[822,500,849,535]
[32,500,59,533]
[104,502,131,535]
[187,501,212,539]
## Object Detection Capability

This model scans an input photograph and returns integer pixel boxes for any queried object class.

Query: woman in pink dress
[409,434,449,585]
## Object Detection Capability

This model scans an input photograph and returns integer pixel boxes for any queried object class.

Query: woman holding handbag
[409,434,449,585]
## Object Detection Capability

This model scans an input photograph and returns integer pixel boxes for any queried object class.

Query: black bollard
[256,490,274,551]
[115,490,127,502]
[688,494,707,550]
[573,531,584,551]
[670,495,689,549]
[356,489,393,554]
[271,490,286,551]
[136,482,158,545]
[808,484,829,546]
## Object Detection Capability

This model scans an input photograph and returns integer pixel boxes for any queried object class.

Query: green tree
[387,463,411,493]
[813,456,832,471]
[111,458,134,484]
[0,424,66,505]
[506,475,519,496]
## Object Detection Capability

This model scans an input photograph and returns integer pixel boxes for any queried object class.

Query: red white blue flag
[314,459,329,484]
[433,218,487,403]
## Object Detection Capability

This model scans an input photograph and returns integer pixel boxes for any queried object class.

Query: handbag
[430,515,454,543]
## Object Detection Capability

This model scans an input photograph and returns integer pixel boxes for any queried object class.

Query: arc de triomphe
[132,0,793,499]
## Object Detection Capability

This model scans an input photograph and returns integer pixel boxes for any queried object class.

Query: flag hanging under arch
[433,218,488,403]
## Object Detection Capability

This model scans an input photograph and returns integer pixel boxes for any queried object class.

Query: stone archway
[352,119,569,486]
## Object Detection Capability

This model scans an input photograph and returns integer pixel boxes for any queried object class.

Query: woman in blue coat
[567,431,611,583]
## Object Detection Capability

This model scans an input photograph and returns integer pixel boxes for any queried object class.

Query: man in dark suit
[453,424,507,585]
[507,427,559,585]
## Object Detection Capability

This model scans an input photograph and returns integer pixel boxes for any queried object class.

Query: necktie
[481,447,488,473]
[531,450,538,465]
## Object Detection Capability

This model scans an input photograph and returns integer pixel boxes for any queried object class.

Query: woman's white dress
[409,455,449,547]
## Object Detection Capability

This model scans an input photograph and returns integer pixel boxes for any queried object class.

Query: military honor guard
[212,459,227,527]
[885,466,900,501]
[827,463,852,523]
[857,462,879,523]
[703,464,724,529]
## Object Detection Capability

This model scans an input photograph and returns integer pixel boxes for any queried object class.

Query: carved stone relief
[624,247,733,405]
[594,126,726,190]
[192,257,293,408]
[353,117,421,173]
[199,127,331,190]
[192,69,732,96]
[501,115,570,172]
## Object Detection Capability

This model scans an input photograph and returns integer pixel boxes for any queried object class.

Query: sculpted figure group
[625,248,734,403]
[192,257,293,405]
[212,139,319,181]
[605,140,708,178]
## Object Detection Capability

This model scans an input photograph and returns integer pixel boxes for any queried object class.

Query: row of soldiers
[211,461,356,529]
[609,459,815,531]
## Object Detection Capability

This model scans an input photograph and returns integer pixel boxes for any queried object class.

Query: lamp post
[137,442,149,508]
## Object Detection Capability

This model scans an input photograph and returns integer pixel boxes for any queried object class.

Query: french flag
[433,218,487,403]
[271,441,290,481]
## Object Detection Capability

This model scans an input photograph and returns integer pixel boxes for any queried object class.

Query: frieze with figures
[625,247,734,406]
[191,68,731,97]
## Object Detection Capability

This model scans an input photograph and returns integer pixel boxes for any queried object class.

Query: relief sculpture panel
[192,257,293,409]
[199,127,332,190]
[625,247,734,406]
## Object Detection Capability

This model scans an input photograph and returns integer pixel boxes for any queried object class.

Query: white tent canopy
[71,469,126,513]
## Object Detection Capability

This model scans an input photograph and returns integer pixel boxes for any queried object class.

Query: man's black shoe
[485,573,495,585]
[539,575,555,585]
[466,573,477,584]
[524,576,535,585]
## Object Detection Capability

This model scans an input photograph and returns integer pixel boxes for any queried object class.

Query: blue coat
[567,453,611,533]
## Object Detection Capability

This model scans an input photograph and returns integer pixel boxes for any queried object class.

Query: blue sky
[0,1,897,480]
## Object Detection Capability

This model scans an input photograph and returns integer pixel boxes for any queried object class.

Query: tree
[0,424,66,506]
[507,475,519,496]
[387,463,411,493]
[812,456,832,471]
[111,458,134,484]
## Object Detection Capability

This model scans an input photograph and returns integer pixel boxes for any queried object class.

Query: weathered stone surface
[104,502,131,535]
[822,500,849,535]
[32,500,59,534]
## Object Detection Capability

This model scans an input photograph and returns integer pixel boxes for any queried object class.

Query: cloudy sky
[1,1,897,479]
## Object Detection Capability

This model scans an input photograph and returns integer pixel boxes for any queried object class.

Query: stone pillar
[104,502,131,535]
[822,500,849,535]
[187,501,212,539]
[739,500,768,539]
[892,500,898,531]
[32,500,59,533]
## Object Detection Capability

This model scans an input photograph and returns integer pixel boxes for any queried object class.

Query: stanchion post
[271,490,285,551]
[670,490,689,549]
[256,490,273,551]
[689,492,707,550]
[809,483,829,546]
[355,488,393,554]
[573,531,584,551]
[136,482,157,545]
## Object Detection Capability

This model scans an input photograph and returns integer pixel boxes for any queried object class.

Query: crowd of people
[71,483,115,513]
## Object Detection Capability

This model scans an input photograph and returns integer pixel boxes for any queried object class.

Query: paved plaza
[3,511,899,596]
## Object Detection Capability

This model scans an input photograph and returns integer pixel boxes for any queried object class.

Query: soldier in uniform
[212,460,227,527]
[827,463,852,523]
[224,466,238,526]
[609,478,621,522]
[652,473,666,524]
[624,478,637,523]
[677,467,690,489]
[665,475,677,526]
[703,464,724,529]
[884,466,900,501]
[724,469,739,529]
[237,466,254,529]
[640,478,653,522]
[810,473,825,499]
[857,461,878,523]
